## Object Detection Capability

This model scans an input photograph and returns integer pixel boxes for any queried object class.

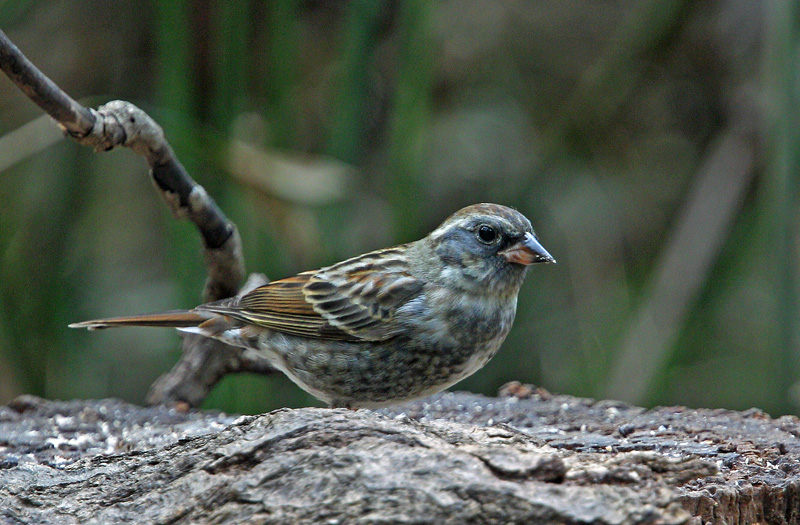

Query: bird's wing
[302,246,424,341]
[201,246,424,342]
[215,271,350,340]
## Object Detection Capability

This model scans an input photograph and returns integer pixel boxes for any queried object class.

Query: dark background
[1,0,797,416]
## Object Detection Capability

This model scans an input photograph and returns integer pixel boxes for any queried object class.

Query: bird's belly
[216,298,518,408]
[249,330,507,408]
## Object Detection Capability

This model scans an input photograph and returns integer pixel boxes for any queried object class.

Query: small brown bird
[71,203,555,408]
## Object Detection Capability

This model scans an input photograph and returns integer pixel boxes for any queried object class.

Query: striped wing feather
[200,246,424,342]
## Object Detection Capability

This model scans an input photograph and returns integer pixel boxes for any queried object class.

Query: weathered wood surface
[1,389,799,524]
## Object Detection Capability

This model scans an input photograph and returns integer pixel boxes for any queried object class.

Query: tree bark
[2,389,798,524]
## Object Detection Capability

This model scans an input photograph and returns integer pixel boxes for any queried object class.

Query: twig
[0,30,95,137]
[0,29,244,300]
[0,28,276,407]
[145,274,275,406]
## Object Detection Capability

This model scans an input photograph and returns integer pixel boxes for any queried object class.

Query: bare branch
[0,28,275,406]
[0,29,95,137]
[146,274,277,407]
[0,29,245,301]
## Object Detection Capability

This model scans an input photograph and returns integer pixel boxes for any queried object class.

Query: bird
[70,203,555,408]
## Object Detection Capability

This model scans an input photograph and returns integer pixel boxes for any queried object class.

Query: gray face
[426,204,535,295]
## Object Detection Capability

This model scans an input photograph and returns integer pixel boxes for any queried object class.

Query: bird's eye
[477,225,498,244]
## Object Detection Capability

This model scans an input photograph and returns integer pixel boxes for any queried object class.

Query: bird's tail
[68,310,208,331]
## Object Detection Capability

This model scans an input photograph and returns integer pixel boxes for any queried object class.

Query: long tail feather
[68,310,207,331]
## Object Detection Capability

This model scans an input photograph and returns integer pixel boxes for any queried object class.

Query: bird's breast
[399,288,518,350]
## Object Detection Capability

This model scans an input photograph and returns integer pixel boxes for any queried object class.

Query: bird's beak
[499,232,556,265]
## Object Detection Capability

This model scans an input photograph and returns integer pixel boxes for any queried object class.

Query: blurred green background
[1,1,798,416]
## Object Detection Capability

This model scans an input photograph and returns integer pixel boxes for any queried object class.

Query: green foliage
[0,2,797,416]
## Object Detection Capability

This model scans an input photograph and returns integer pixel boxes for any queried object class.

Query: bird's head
[416,203,555,296]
